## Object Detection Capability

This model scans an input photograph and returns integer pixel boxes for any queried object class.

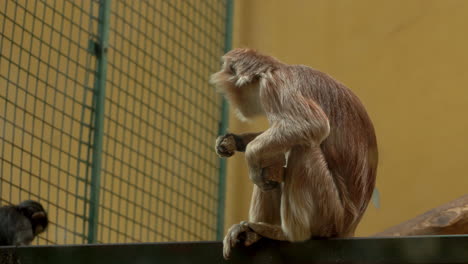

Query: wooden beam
[375,194,468,236]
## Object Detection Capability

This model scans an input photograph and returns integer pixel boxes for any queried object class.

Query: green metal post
[88,0,111,244]
[216,0,234,241]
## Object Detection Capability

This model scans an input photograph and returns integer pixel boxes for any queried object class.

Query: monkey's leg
[223,155,318,257]
[223,185,281,259]
[249,185,282,225]
[281,146,346,240]
[215,132,262,157]
[227,145,346,259]
[245,95,332,190]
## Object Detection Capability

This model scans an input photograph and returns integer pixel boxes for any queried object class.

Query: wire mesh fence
[0,0,231,245]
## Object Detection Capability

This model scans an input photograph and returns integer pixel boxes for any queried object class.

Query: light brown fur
[211,48,378,259]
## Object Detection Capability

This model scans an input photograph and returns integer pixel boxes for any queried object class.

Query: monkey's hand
[215,134,237,157]
[249,165,284,191]
[245,135,287,190]
[223,221,261,260]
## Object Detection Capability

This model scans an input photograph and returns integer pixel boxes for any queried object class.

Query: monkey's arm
[216,131,285,189]
[245,96,330,185]
[244,222,287,240]
[215,132,262,157]
[245,94,330,190]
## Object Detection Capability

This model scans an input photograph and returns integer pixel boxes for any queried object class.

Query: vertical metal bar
[216,0,234,241]
[88,0,111,244]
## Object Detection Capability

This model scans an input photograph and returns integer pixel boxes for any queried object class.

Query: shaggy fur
[211,48,378,259]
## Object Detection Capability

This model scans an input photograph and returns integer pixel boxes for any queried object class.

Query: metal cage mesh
[0,0,229,245]
[98,0,226,243]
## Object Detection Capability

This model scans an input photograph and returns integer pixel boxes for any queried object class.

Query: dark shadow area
[0,235,467,264]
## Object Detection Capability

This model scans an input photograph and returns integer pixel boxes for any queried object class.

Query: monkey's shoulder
[285,64,327,75]
[0,206,32,228]
[280,64,346,87]
[0,206,22,220]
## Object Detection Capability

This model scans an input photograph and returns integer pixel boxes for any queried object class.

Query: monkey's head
[18,200,48,236]
[210,48,281,120]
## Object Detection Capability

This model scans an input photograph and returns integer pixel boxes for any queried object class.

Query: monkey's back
[290,65,378,229]
[0,206,34,245]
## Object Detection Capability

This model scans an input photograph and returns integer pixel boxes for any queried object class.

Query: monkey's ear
[32,211,46,220]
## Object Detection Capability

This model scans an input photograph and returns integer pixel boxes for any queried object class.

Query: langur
[0,200,49,246]
[211,48,378,259]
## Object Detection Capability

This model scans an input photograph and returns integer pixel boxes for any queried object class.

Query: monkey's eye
[228,65,236,75]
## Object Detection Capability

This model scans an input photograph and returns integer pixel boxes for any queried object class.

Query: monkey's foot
[223,221,261,259]
[215,134,237,157]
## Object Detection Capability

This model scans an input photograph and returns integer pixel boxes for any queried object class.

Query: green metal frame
[216,0,234,241]
[88,0,111,244]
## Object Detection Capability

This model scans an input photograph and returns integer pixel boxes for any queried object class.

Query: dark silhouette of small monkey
[0,200,48,246]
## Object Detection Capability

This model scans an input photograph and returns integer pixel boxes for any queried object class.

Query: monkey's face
[34,224,46,235]
[31,211,48,235]
[18,200,49,236]
[210,50,270,120]
[211,48,268,88]
[210,63,264,120]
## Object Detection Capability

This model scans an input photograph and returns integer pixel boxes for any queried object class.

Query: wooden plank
[375,194,468,236]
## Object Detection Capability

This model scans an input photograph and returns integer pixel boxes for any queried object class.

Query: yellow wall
[225,0,468,236]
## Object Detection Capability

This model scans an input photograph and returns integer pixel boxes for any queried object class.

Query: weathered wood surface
[374,194,468,236]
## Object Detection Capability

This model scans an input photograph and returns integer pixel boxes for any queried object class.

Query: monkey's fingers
[223,231,240,259]
[243,230,261,247]
[216,145,234,157]
[223,234,233,259]
[230,223,247,248]
[223,224,239,259]
[215,135,236,157]
[223,222,251,259]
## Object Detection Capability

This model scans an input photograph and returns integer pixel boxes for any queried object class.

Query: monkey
[210,48,378,259]
[0,200,49,246]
